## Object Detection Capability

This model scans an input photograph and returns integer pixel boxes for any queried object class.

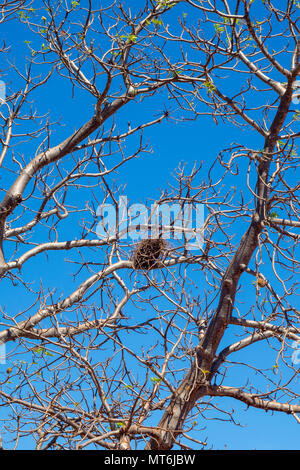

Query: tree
[0,0,299,450]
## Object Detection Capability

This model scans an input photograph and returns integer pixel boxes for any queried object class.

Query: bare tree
[0,0,299,450]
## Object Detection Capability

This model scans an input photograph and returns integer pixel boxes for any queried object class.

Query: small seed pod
[257,277,267,288]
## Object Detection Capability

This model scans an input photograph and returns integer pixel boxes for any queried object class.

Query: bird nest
[132,238,167,271]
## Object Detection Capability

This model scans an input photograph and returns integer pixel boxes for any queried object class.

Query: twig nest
[133,238,167,270]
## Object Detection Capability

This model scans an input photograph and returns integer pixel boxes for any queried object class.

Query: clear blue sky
[0,0,299,450]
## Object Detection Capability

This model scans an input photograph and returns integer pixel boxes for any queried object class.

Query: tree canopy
[0,0,299,450]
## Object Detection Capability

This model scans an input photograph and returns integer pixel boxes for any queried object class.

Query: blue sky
[0,0,299,450]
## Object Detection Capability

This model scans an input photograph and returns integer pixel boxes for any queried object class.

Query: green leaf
[151,18,163,26]
[156,0,176,9]
[150,377,161,383]
[293,110,300,121]
[214,23,224,33]
[127,34,137,43]
[116,422,125,428]
[119,33,137,43]
[18,10,30,20]
[172,69,182,78]
[203,80,216,93]
[222,16,231,24]
[32,346,44,354]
